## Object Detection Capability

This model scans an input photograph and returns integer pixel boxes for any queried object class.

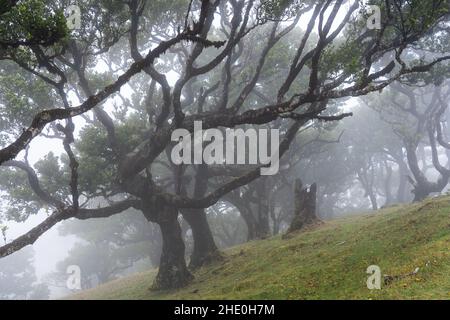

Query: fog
[1,0,449,300]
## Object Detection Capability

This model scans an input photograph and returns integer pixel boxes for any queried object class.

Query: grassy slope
[69,196,450,300]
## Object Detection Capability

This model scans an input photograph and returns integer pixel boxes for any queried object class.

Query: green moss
[69,196,450,300]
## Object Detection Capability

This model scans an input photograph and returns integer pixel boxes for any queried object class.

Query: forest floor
[68,195,450,300]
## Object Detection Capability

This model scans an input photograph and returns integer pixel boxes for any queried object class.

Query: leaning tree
[368,80,450,201]
[1,0,450,290]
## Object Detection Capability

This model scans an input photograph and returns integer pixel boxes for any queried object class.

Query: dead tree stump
[285,179,320,236]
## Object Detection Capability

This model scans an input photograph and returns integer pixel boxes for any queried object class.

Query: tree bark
[396,161,409,203]
[368,191,378,211]
[239,205,257,241]
[237,203,269,241]
[232,195,270,241]
[256,202,270,238]
[255,181,271,239]
[179,163,221,270]
[182,208,221,270]
[383,163,393,206]
[285,179,319,235]
[142,203,192,290]
[412,187,430,202]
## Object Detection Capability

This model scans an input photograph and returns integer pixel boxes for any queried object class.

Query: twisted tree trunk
[180,163,221,270]
[182,208,221,270]
[142,203,192,290]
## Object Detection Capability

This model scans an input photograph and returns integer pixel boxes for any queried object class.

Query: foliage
[0,0,67,47]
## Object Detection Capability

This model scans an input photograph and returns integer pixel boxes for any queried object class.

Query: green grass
[69,196,450,300]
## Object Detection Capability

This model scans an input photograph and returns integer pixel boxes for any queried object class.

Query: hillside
[68,196,450,300]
